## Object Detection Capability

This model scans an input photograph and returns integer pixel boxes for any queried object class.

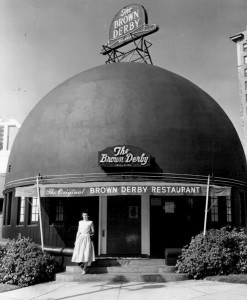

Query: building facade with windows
[230,29,247,157]
[2,63,247,258]
[0,119,20,237]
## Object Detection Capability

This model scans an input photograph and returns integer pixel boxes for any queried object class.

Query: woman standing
[71,210,95,274]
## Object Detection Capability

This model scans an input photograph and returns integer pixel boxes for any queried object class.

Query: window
[3,194,7,225]
[244,43,247,51]
[5,192,12,225]
[226,197,232,223]
[210,197,218,222]
[55,199,64,222]
[29,197,39,224]
[50,199,64,225]
[245,69,247,76]
[244,56,247,64]
[239,192,246,226]
[17,197,25,225]
[0,126,4,150]
[245,82,247,90]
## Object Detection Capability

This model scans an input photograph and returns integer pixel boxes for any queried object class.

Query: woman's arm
[75,222,81,242]
[90,222,95,235]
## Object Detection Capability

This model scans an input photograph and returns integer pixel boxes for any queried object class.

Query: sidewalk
[0,280,247,300]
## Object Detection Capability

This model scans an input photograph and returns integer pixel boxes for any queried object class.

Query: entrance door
[107,196,141,255]
[150,196,188,257]
[65,197,99,252]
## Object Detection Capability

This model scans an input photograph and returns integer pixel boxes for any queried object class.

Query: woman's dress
[71,220,95,265]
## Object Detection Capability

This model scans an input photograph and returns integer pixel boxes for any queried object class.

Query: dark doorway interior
[65,197,99,251]
[150,196,205,257]
[107,196,141,255]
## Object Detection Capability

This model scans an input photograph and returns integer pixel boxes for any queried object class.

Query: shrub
[0,234,56,287]
[0,245,7,268]
[176,227,247,279]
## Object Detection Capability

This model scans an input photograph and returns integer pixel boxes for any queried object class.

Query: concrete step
[66,265,175,274]
[55,272,189,283]
[158,265,176,273]
[63,257,167,267]
[92,258,166,267]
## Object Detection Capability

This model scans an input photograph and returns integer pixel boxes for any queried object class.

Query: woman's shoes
[81,270,86,275]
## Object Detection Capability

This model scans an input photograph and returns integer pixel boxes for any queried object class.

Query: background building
[230,28,247,157]
[0,119,20,237]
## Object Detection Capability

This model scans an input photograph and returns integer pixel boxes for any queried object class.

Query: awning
[15,181,231,198]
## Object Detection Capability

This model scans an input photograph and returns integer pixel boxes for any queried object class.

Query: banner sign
[44,185,202,197]
[98,145,150,167]
[102,4,158,53]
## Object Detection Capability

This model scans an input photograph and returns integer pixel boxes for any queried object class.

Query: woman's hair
[81,209,89,215]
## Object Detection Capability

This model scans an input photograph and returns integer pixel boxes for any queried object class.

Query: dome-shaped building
[3,63,247,258]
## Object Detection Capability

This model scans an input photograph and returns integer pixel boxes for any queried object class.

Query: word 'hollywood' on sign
[44,186,202,197]
[102,4,158,53]
[98,145,150,167]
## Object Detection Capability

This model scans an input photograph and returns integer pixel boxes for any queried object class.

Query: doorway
[65,197,99,251]
[150,196,188,257]
[107,196,141,255]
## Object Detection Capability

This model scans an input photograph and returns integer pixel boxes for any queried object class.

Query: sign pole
[36,176,44,251]
[203,175,210,236]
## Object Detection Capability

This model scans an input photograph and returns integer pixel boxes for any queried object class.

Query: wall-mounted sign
[44,185,203,197]
[163,202,175,213]
[98,145,150,167]
[16,183,231,198]
[129,206,138,218]
[102,4,158,54]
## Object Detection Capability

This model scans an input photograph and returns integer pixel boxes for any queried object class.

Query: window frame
[28,197,39,225]
[226,196,232,223]
[17,197,25,225]
[55,199,64,223]
[5,192,12,225]
[210,196,219,223]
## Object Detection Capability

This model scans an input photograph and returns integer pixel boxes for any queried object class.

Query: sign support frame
[203,175,210,236]
[36,176,44,251]
[102,36,153,64]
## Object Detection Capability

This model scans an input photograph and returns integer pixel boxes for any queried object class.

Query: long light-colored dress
[71,220,95,265]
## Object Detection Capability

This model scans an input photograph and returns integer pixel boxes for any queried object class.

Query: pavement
[0,280,247,300]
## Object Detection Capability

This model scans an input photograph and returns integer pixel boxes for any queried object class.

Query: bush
[0,234,56,287]
[0,245,7,268]
[176,227,247,279]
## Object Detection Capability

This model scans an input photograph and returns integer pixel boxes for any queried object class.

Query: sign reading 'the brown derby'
[98,145,150,167]
[102,4,158,53]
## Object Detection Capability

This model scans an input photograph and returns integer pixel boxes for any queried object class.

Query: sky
[0,0,247,139]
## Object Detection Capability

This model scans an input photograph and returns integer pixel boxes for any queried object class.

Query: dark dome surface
[6,63,247,185]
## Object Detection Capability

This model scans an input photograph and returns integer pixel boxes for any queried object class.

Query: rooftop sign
[102,4,158,54]
[98,145,150,167]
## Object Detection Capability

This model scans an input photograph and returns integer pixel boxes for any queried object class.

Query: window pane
[226,197,232,223]
[18,197,25,225]
[55,199,64,222]
[31,197,39,223]
[211,197,218,222]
